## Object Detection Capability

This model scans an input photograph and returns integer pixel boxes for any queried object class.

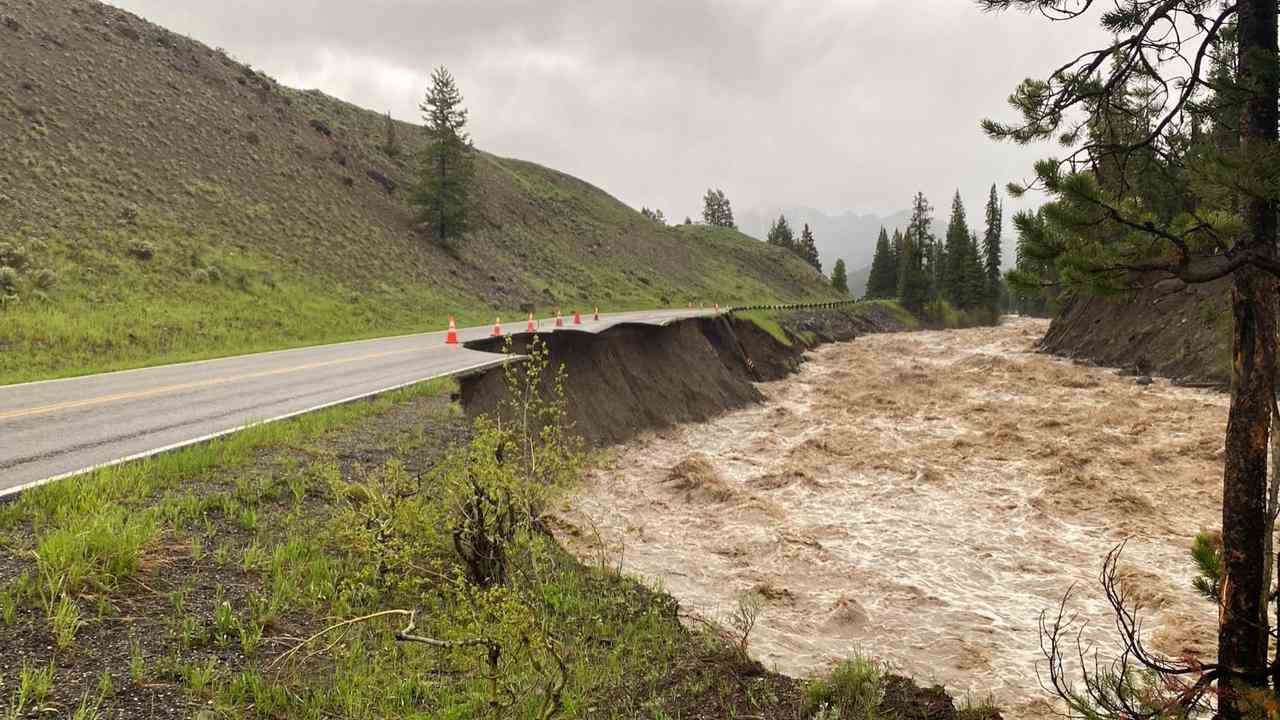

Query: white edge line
[0,355,521,502]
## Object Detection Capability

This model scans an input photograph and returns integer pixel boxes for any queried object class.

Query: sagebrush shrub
[33,268,56,290]
[0,265,18,292]
[127,240,155,261]
[0,241,29,271]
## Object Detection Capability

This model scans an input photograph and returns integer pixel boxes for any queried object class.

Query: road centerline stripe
[0,347,423,422]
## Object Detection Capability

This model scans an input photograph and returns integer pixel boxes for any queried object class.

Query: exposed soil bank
[559,317,1225,719]
[462,317,765,446]
[1041,280,1231,387]
[461,307,908,445]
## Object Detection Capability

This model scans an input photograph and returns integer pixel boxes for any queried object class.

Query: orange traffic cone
[573,310,582,325]
[445,316,458,346]
[527,313,537,332]
[555,310,564,328]
[491,317,503,337]
[594,307,600,321]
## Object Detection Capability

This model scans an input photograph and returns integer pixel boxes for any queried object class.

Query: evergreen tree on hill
[413,66,475,248]
[767,214,796,250]
[982,184,1003,310]
[943,191,971,304]
[865,227,897,299]
[962,231,988,308]
[798,223,822,272]
[831,258,849,294]
[901,192,936,310]
[897,225,931,313]
[890,228,904,281]
[701,189,736,228]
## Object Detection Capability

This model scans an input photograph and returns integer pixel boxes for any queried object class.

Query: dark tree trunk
[1219,2,1279,716]
[1221,266,1277,714]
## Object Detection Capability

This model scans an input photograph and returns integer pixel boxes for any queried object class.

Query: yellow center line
[0,347,423,422]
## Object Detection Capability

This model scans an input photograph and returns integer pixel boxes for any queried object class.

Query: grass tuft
[803,656,886,720]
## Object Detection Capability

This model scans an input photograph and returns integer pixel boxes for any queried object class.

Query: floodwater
[555,317,1228,717]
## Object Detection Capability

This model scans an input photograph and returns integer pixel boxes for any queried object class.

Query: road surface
[0,309,717,497]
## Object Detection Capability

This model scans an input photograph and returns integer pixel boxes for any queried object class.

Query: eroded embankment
[556,317,1227,718]
[460,307,905,445]
[1042,279,1231,387]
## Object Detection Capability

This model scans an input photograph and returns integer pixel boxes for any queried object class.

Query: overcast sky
[106,0,1106,224]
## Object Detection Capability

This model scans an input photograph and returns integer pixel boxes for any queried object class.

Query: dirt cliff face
[460,307,909,446]
[461,317,770,446]
[1040,279,1231,387]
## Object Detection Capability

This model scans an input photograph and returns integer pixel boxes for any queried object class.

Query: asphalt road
[0,308,716,497]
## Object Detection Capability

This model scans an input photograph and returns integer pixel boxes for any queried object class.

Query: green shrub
[803,657,886,720]
[33,268,57,290]
[127,240,155,261]
[0,265,17,293]
[0,241,30,271]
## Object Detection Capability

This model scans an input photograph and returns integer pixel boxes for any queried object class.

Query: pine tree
[831,259,849,294]
[962,231,988,308]
[701,189,736,228]
[901,192,936,310]
[889,228,903,285]
[767,214,795,250]
[413,66,475,247]
[897,226,931,314]
[865,227,896,299]
[942,191,971,304]
[982,184,1003,310]
[798,223,822,272]
[701,190,716,225]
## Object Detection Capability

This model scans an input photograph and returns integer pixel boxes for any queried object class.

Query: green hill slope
[0,0,836,384]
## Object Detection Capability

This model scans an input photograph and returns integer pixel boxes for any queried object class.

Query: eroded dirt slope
[557,317,1226,718]
[1042,281,1231,387]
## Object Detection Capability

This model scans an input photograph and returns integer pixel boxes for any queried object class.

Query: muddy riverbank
[555,317,1226,717]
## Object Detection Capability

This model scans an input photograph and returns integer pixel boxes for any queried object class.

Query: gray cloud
[106,0,1106,229]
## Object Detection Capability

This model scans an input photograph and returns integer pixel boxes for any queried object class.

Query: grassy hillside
[0,0,836,384]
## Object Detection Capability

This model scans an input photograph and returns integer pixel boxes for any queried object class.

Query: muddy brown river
[555,317,1227,717]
